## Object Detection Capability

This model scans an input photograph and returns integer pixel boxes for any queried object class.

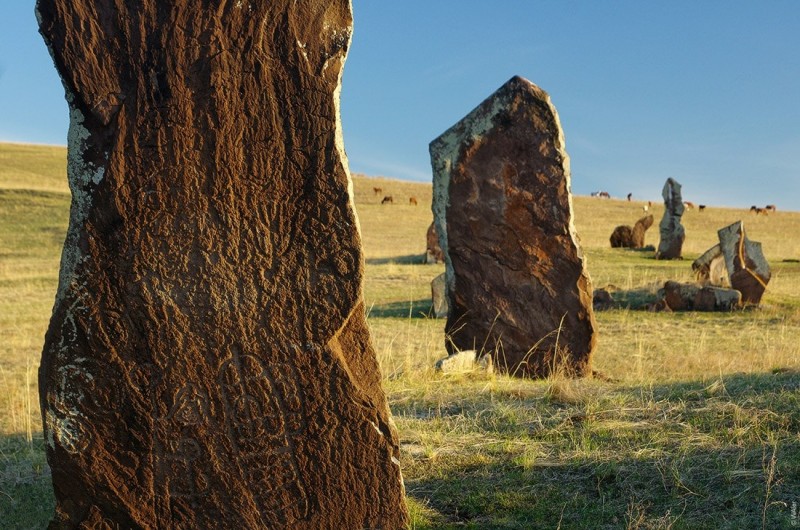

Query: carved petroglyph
[218,349,310,523]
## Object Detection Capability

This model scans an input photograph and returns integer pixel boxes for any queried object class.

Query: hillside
[1,143,798,528]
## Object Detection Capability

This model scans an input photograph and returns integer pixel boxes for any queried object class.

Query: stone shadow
[400,370,800,528]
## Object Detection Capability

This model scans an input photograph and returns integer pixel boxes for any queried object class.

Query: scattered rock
[434,350,493,374]
[37,2,408,527]
[592,288,616,311]
[425,222,445,264]
[718,221,771,305]
[431,272,448,318]
[646,299,672,312]
[662,280,741,311]
[430,76,597,378]
[656,178,686,259]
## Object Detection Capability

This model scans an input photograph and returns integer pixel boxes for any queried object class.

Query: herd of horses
[372,186,418,206]
[592,190,777,216]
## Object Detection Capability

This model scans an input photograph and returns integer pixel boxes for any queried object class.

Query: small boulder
[592,288,616,311]
[434,350,493,374]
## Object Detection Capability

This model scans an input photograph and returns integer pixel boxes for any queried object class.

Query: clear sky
[1,2,799,210]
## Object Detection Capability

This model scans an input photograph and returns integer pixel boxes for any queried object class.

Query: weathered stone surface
[718,221,771,305]
[431,272,448,318]
[37,2,408,528]
[430,76,597,378]
[632,214,654,248]
[425,221,445,264]
[692,244,729,286]
[609,215,653,249]
[656,178,686,259]
[662,281,741,311]
[609,225,635,248]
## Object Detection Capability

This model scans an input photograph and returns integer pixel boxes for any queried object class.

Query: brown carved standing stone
[37,2,408,528]
[656,178,686,259]
[609,214,653,248]
[430,76,597,378]
[718,221,771,305]
[425,221,445,264]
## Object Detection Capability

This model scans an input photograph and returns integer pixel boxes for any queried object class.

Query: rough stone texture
[662,281,741,311]
[632,214,654,248]
[609,215,653,249]
[425,221,445,264]
[718,221,771,305]
[430,76,597,378]
[692,244,729,286]
[37,2,408,528]
[656,178,686,259]
[609,225,635,248]
[431,272,448,318]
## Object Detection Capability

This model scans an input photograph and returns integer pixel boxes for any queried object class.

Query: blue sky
[1,2,799,209]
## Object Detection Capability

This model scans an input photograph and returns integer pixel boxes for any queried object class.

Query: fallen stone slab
[662,281,741,311]
[692,244,729,286]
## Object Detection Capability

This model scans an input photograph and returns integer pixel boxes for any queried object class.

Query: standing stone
[609,214,653,249]
[430,272,448,318]
[37,2,408,528]
[425,221,445,264]
[430,76,597,378]
[656,178,686,259]
[718,221,771,305]
[631,214,654,248]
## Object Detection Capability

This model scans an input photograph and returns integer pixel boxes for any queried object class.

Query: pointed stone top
[430,75,555,150]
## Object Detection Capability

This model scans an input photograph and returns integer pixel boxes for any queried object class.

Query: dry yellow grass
[1,144,798,528]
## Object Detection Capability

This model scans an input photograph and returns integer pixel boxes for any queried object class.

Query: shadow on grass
[401,370,800,529]
[368,299,435,318]
[366,254,427,265]
[0,433,53,528]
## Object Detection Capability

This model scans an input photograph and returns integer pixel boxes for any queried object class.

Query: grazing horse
[684,201,695,210]
[750,205,758,212]
[381,195,394,205]
[626,193,632,201]
[765,204,777,212]
[698,204,706,211]
[409,196,418,206]
[373,187,383,196]
[599,191,611,199]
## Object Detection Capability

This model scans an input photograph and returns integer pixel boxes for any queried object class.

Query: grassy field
[1,142,799,528]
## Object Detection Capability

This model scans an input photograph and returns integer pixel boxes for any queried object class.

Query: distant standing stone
[426,221,445,264]
[37,1,408,528]
[609,214,654,249]
[430,76,597,378]
[718,221,771,305]
[656,178,686,259]
[431,272,449,318]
